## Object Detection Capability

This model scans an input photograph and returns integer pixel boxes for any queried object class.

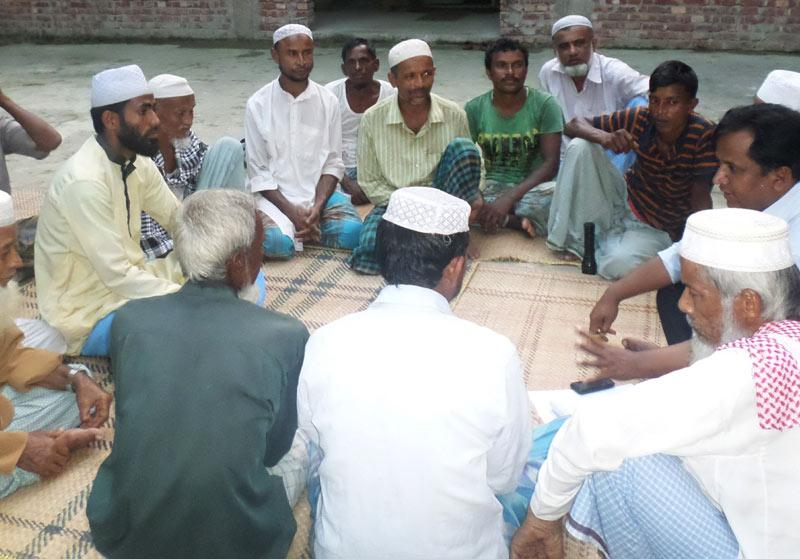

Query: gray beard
[237,282,260,305]
[171,135,192,151]
[562,63,589,78]
[0,280,22,332]
[688,307,751,365]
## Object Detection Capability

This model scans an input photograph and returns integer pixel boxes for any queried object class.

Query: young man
[0,191,108,500]
[512,208,800,559]
[299,187,529,558]
[325,38,394,205]
[245,24,363,259]
[88,190,308,558]
[546,60,717,279]
[139,73,247,259]
[348,39,484,274]
[34,65,184,357]
[466,38,562,236]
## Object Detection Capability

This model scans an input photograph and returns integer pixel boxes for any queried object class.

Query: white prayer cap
[91,64,151,108]
[382,187,470,235]
[680,208,793,273]
[756,70,800,112]
[0,191,13,227]
[272,23,313,45]
[388,39,433,69]
[149,74,194,99]
[551,15,593,37]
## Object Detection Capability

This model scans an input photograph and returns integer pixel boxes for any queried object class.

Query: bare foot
[555,250,579,262]
[57,428,104,451]
[622,337,660,352]
[467,240,481,260]
[520,217,536,238]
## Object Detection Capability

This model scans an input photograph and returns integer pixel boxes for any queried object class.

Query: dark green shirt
[87,281,309,559]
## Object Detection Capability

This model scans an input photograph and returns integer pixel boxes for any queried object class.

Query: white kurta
[324,78,394,168]
[244,78,344,238]
[298,284,531,559]
[532,336,800,559]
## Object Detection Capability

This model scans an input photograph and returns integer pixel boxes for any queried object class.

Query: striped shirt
[593,107,718,240]
[357,93,472,206]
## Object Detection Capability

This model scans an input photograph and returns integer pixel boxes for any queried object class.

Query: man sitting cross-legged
[325,38,394,205]
[586,103,800,380]
[546,60,718,279]
[87,190,309,559]
[348,38,485,274]
[0,191,109,500]
[466,38,562,237]
[512,208,800,559]
[35,65,184,357]
[299,187,530,558]
[140,73,247,259]
[245,24,363,259]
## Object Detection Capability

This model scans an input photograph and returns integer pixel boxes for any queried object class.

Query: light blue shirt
[658,181,800,282]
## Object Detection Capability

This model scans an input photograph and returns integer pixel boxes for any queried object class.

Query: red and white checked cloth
[719,320,800,431]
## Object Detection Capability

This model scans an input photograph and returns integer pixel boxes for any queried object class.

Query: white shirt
[532,339,800,559]
[244,79,344,237]
[298,284,531,559]
[659,181,800,282]
[324,77,394,168]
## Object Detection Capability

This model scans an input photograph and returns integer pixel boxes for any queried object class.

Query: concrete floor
[2,40,799,192]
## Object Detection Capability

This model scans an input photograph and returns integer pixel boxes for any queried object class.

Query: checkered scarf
[719,320,800,431]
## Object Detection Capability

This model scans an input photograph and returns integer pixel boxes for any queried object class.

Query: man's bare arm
[564,116,636,154]
[0,90,62,152]
[689,177,713,212]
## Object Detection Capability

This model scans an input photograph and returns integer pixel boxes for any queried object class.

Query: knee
[262,230,295,260]
[598,250,641,280]
[339,220,363,250]
[213,136,245,158]
[445,137,480,159]
[564,137,596,159]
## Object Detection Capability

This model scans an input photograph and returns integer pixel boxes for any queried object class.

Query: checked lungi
[347,137,482,275]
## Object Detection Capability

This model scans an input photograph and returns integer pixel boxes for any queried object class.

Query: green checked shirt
[357,93,476,206]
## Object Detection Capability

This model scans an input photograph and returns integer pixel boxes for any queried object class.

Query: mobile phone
[570,378,615,395]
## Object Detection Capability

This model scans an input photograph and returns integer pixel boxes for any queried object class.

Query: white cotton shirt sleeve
[658,241,683,283]
[244,87,278,193]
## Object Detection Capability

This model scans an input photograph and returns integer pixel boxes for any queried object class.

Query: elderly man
[538,15,648,170]
[546,60,717,279]
[140,73,247,259]
[512,208,800,559]
[348,39,484,274]
[466,38,562,237]
[245,23,363,260]
[299,187,530,558]
[325,38,394,205]
[35,65,183,357]
[0,87,61,194]
[0,191,108,499]
[587,103,800,379]
[88,190,308,559]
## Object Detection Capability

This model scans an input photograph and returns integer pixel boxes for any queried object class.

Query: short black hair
[90,100,127,134]
[484,38,529,71]
[341,37,377,62]
[649,60,698,99]
[376,220,469,288]
[716,103,800,181]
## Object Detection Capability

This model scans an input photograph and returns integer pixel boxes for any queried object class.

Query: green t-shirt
[465,87,563,185]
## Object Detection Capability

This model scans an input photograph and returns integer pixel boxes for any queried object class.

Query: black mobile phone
[570,378,615,395]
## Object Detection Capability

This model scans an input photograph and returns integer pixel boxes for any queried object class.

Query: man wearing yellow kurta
[0,191,109,499]
[35,65,183,356]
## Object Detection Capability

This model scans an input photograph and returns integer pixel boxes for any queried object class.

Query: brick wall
[262,0,314,33]
[501,0,800,52]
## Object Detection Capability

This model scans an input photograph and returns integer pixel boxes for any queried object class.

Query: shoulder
[246,80,277,109]
[432,94,467,122]
[325,77,346,94]
[362,95,394,122]
[539,57,560,76]
[598,53,645,79]
[465,90,490,113]
[688,112,716,132]
[311,80,338,105]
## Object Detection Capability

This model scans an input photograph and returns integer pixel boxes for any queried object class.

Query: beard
[237,281,260,305]
[688,305,751,365]
[171,134,192,151]
[560,46,592,78]
[118,118,159,157]
[0,280,22,332]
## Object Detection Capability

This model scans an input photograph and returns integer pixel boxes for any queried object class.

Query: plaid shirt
[140,131,208,259]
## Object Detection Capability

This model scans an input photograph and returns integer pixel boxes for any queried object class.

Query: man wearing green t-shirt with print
[466,38,563,236]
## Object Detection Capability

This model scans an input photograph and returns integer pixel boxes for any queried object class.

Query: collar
[371,284,452,315]
[552,52,602,85]
[275,78,315,102]
[95,133,137,168]
[765,181,800,223]
[179,280,238,300]
[385,93,444,126]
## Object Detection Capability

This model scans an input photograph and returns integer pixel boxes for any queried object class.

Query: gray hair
[699,264,800,323]
[174,190,256,283]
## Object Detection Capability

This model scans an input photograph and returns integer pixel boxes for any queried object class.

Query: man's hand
[479,192,516,234]
[16,431,68,477]
[341,176,369,205]
[469,194,485,226]
[577,328,651,381]
[71,372,112,428]
[510,514,564,559]
[296,204,322,244]
[589,290,620,335]
[600,130,637,154]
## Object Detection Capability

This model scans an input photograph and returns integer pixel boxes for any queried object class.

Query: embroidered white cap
[551,15,593,37]
[382,187,470,235]
[0,191,13,227]
[388,39,433,68]
[149,74,194,99]
[91,64,152,108]
[680,208,793,273]
[272,23,313,45]
[756,70,800,112]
